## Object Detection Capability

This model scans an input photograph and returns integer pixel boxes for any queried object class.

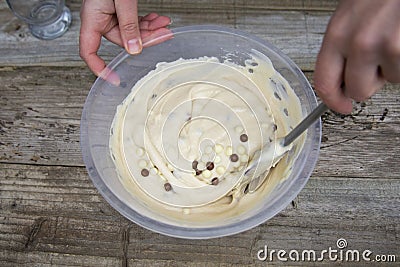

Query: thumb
[115,0,142,54]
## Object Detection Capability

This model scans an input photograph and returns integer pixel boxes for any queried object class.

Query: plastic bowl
[80,25,321,239]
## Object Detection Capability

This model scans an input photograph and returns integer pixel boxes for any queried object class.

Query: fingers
[103,25,124,47]
[79,19,106,76]
[79,0,118,77]
[139,13,172,45]
[141,28,173,48]
[80,0,172,85]
[142,13,159,21]
[381,61,400,84]
[103,13,173,49]
[344,55,386,102]
[80,20,121,86]
[380,33,400,83]
[314,40,353,114]
[115,0,142,54]
[139,13,171,31]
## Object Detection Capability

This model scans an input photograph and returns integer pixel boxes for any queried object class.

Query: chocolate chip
[274,91,282,101]
[273,124,277,132]
[211,177,219,185]
[230,154,239,162]
[141,169,149,177]
[206,162,214,171]
[195,169,202,176]
[283,108,289,116]
[164,182,172,191]
[192,160,198,170]
[240,134,248,142]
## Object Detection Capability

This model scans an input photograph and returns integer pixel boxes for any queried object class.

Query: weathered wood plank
[0,164,398,266]
[1,1,398,266]
[0,1,335,71]
[0,66,92,167]
[60,0,339,11]
[304,72,400,179]
[0,250,120,267]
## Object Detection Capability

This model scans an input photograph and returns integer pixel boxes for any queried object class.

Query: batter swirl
[110,51,304,224]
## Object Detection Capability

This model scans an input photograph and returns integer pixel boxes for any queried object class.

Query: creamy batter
[109,51,304,226]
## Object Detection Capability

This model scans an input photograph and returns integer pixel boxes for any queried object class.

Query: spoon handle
[283,102,328,147]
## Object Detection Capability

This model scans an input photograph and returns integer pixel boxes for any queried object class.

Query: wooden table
[1,1,399,266]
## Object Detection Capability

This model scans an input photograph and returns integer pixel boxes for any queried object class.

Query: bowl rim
[80,25,321,239]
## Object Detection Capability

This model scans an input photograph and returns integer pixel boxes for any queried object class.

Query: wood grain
[0,1,336,71]
[1,164,398,266]
[0,0,398,266]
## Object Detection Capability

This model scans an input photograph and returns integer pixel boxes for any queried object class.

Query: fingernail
[127,38,142,54]
[168,18,173,26]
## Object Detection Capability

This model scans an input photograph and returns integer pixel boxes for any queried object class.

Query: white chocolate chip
[237,145,246,155]
[214,155,221,164]
[235,125,244,133]
[225,146,233,156]
[149,167,158,175]
[138,159,147,168]
[183,208,191,215]
[214,144,224,154]
[216,166,226,175]
[197,162,206,170]
[202,170,211,178]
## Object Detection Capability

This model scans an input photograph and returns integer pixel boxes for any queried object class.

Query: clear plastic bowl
[80,25,321,239]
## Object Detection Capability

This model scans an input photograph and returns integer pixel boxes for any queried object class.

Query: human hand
[79,0,171,78]
[314,0,400,114]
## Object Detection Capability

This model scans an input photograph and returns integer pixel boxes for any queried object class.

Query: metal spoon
[246,102,328,193]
